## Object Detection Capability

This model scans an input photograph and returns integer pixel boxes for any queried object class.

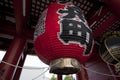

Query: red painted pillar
[77,64,88,80]
[0,36,26,80]
[13,50,27,80]
[57,75,62,80]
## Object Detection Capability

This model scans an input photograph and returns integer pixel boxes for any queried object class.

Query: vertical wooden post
[13,49,27,80]
[57,74,62,80]
[0,37,26,80]
[77,64,88,80]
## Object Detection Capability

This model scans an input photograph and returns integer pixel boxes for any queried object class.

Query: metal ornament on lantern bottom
[50,58,81,74]
[99,31,120,73]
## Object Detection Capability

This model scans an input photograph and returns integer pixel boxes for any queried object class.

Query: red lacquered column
[13,50,27,80]
[57,75,62,80]
[0,37,26,80]
[77,64,88,80]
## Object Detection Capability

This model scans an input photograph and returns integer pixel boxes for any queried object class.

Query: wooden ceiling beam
[87,6,119,39]
[0,22,34,41]
[88,7,109,26]
[100,0,120,18]
[93,14,118,38]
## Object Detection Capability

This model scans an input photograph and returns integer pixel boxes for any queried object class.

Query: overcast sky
[20,55,54,80]
[0,51,77,80]
[0,51,55,80]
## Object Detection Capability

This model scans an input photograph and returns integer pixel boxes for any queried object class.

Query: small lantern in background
[34,0,94,74]
[99,31,120,73]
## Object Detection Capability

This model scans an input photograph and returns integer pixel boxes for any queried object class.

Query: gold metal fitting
[49,58,81,74]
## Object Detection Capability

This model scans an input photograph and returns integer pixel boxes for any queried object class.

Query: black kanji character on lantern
[59,19,93,55]
[58,6,85,22]
[57,4,93,55]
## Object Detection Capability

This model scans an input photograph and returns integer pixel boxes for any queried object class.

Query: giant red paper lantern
[34,1,94,74]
